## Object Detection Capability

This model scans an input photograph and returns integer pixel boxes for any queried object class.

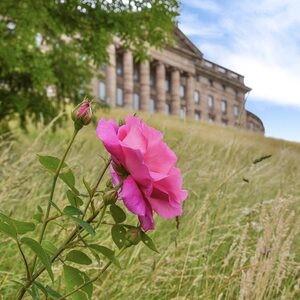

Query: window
[222,118,228,126]
[165,103,170,115]
[116,59,123,76]
[209,79,214,87]
[208,95,214,109]
[149,99,155,113]
[165,79,170,92]
[222,84,226,91]
[221,99,227,114]
[150,71,155,86]
[133,66,139,82]
[180,107,186,119]
[180,85,185,98]
[208,114,215,123]
[195,111,201,121]
[99,81,106,101]
[133,93,140,110]
[234,105,239,117]
[117,88,123,106]
[194,91,200,104]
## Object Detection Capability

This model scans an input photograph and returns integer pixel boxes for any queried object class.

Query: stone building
[91,27,264,133]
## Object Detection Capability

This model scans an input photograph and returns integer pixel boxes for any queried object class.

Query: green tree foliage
[0,0,179,130]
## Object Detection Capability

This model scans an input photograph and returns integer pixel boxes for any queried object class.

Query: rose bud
[72,99,92,130]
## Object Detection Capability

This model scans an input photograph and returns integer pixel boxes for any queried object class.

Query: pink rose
[72,99,92,128]
[96,116,188,231]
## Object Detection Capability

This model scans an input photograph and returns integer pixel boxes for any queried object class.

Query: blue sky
[179,0,300,142]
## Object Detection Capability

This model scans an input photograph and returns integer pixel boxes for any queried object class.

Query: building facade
[91,27,264,133]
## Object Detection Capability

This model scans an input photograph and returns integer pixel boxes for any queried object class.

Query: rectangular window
[149,99,155,113]
[165,103,170,115]
[99,81,106,101]
[180,85,185,98]
[208,114,215,123]
[133,65,139,82]
[234,105,239,116]
[116,59,123,76]
[194,91,200,104]
[222,118,228,126]
[180,107,186,119]
[117,88,123,106]
[150,71,155,87]
[165,79,170,92]
[133,93,140,110]
[195,111,201,121]
[221,99,227,114]
[208,95,214,109]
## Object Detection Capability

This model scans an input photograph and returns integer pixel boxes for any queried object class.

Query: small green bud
[103,190,118,205]
[125,228,141,246]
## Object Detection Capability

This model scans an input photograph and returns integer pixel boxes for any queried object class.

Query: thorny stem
[59,246,127,299]
[30,129,79,275]
[16,159,112,300]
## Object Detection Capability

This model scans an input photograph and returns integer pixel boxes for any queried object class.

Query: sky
[179,0,300,142]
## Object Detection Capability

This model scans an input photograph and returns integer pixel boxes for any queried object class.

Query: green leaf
[13,220,35,235]
[63,206,83,216]
[38,155,76,191]
[63,265,92,300]
[111,224,127,249]
[88,244,120,268]
[33,206,44,223]
[42,240,58,256]
[110,204,126,223]
[0,212,35,235]
[38,155,63,173]
[34,281,63,299]
[65,250,92,265]
[140,231,159,253]
[29,285,40,300]
[33,281,48,298]
[45,285,63,299]
[67,190,83,207]
[60,171,76,190]
[21,237,54,282]
[0,221,17,239]
[70,217,95,236]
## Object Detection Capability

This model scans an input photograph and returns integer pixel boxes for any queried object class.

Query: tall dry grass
[0,108,299,299]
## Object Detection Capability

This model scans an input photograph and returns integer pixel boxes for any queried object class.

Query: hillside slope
[1,108,299,299]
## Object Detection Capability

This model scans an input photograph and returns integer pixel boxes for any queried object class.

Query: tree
[0,0,179,131]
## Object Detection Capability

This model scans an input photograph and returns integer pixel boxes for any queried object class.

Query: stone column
[123,50,133,109]
[156,61,166,113]
[140,60,150,112]
[186,73,195,118]
[106,44,116,107]
[171,68,180,115]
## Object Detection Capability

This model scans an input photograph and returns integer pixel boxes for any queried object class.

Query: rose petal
[96,119,124,163]
[149,188,183,219]
[119,175,146,216]
[138,201,155,231]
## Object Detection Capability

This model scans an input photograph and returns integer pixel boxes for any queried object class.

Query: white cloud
[180,0,300,108]
[179,13,222,38]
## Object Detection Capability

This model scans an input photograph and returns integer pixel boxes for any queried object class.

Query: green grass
[0,108,299,299]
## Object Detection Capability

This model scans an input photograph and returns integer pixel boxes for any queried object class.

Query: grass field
[0,108,299,299]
